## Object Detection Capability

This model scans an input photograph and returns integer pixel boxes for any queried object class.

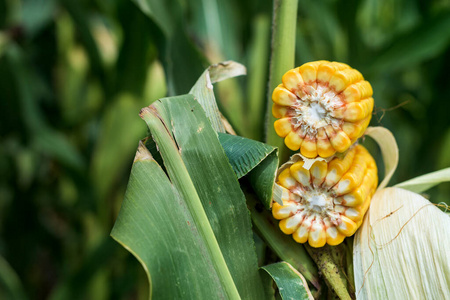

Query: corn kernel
[308,220,327,248]
[272,104,288,119]
[324,218,346,246]
[325,146,357,187]
[343,98,374,122]
[310,160,327,188]
[316,128,336,157]
[274,118,292,137]
[329,69,363,93]
[278,168,297,189]
[282,68,304,94]
[285,130,304,151]
[272,200,298,219]
[342,81,373,103]
[337,216,358,236]
[300,136,318,158]
[290,161,311,188]
[272,85,297,106]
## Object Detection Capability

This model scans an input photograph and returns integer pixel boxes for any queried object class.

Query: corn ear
[271,145,378,247]
[353,187,450,299]
[272,61,374,158]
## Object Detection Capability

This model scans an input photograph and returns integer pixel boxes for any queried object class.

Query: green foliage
[1,0,449,298]
[262,262,312,300]
[136,96,265,298]
[218,133,278,208]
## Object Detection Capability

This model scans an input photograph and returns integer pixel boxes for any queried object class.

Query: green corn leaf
[90,94,146,206]
[144,126,278,209]
[112,95,265,299]
[394,167,450,194]
[216,133,318,289]
[48,239,117,300]
[131,0,207,95]
[0,255,27,300]
[112,142,233,299]
[218,132,278,209]
[261,262,313,300]
[189,61,246,133]
[6,45,85,171]
[131,0,181,36]
[364,11,450,74]
[60,0,108,92]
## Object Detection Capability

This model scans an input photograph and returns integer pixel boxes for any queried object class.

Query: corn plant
[110,1,450,298]
[1,0,450,299]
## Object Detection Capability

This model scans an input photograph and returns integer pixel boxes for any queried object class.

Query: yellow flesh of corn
[272,145,378,248]
[272,61,374,158]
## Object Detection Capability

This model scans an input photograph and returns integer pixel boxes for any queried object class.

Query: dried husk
[353,187,450,299]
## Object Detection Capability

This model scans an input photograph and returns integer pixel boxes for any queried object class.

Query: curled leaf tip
[134,141,154,162]
[139,106,153,118]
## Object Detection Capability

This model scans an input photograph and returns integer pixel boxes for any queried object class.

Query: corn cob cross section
[272,145,378,247]
[272,61,374,158]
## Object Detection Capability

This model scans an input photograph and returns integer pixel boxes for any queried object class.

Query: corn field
[1,0,450,299]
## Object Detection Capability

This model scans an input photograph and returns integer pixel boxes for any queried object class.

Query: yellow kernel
[334,147,369,195]
[293,215,313,243]
[274,118,292,137]
[337,215,358,236]
[272,84,297,106]
[310,160,328,188]
[285,130,304,151]
[308,220,327,248]
[298,61,328,86]
[325,146,357,187]
[300,136,318,158]
[290,161,311,187]
[278,168,297,189]
[272,104,288,119]
[272,200,298,220]
[329,68,364,93]
[317,62,349,83]
[343,97,374,122]
[316,128,336,158]
[279,213,303,234]
[282,68,304,93]
[325,126,352,153]
[342,80,373,103]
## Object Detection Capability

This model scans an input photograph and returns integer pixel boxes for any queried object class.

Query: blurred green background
[1,0,449,299]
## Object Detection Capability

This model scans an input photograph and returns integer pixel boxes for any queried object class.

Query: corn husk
[364,127,398,190]
[353,187,450,299]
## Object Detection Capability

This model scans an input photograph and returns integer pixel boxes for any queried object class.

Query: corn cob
[272,61,374,158]
[272,144,378,247]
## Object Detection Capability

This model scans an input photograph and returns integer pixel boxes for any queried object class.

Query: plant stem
[305,244,352,300]
[247,14,271,141]
[140,107,241,300]
[265,0,298,163]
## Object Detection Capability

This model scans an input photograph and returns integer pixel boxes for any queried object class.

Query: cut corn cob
[271,144,378,247]
[272,61,374,158]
